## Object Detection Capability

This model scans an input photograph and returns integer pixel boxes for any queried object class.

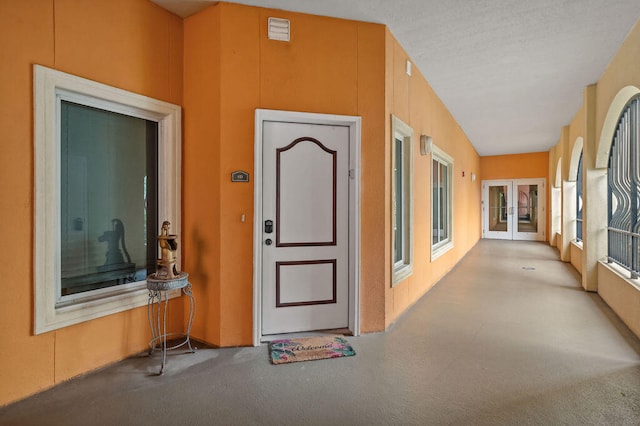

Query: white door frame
[253,109,361,346]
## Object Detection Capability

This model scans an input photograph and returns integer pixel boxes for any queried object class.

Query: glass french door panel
[517,184,538,233]
[488,185,509,232]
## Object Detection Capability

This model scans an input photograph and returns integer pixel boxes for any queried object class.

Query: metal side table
[147,272,196,375]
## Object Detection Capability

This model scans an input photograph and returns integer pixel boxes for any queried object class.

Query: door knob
[265,239,272,246]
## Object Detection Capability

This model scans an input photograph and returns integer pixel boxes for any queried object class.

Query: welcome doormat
[269,335,356,364]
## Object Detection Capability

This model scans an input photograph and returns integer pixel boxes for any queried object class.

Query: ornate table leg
[147,289,170,375]
[183,282,196,353]
[146,280,196,375]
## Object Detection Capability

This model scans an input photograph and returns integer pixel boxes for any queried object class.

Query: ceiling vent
[268,17,290,42]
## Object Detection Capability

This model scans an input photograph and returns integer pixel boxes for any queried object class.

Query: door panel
[262,121,349,335]
[515,183,540,239]
[276,260,336,306]
[277,139,336,246]
[483,179,545,241]
[484,180,513,239]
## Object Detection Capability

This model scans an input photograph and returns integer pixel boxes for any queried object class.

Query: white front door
[259,118,352,336]
[482,179,546,241]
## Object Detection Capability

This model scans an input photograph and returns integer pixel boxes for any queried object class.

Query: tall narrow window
[575,152,583,243]
[431,145,454,260]
[34,65,181,334]
[391,116,413,285]
[432,159,449,244]
[394,137,404,264]
[607,96,639,278]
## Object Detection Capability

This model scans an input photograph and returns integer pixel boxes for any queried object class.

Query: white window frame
[431,144,454,260]
[391,116,413,286]
[34,65,182,334]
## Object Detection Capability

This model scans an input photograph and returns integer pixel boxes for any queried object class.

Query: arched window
[576,153,583,242]
[607,96,640,278]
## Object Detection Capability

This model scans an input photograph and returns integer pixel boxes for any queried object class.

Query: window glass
[394,137,404,264]
[60,101,158,299]
[432,158,450,245]
[432,159,440,244]
[441,163,449,241]
[431,146,454,259]
[517,184,538,233]
[391,116,413,285]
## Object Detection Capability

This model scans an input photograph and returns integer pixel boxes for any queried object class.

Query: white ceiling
[153,0,640,156]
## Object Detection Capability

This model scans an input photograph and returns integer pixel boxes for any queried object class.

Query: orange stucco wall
[480,152,549,181]
[0,0,183,406]
[184,4,388,345]
[385,32,482,326]
[4,0,483,406]
[184,3,482,343]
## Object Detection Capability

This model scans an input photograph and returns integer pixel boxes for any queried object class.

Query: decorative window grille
[576,153,583,242]
[607,96,640,278]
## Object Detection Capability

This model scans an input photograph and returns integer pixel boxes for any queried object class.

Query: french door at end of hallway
[482,179,546,241]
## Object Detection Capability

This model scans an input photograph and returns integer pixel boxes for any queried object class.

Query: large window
[431,145,454,260]
[576,152,583,243]
[607,96,639,278]
[60,101,158,298]
[34,65,181,334]
[391,116,413,285]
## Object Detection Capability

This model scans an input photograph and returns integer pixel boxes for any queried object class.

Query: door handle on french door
[508,207,513,215]
[264,220,273,234]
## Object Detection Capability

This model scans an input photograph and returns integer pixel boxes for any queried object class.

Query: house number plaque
[231,170,250,182]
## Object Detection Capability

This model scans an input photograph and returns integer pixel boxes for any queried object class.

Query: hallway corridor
[2,240,639,425]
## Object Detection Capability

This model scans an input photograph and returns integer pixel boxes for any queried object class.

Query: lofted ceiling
[153,0,640,156]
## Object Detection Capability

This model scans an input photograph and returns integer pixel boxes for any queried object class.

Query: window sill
[392,263,413,286]
[35,284,181,334]
[431,240,453,262]
[599,259,640,292]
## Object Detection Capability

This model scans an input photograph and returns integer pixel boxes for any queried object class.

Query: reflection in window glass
[394,137,404,264]
[488,185,508,232]
[432,159,440,244]
[60,101,158,298]
[430,146,453,259]
[517,184,538,233]
[441,163,448,241]
[432,159,450,245]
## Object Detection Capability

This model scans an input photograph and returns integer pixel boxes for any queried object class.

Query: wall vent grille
[268,17,290,42]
